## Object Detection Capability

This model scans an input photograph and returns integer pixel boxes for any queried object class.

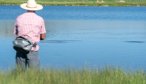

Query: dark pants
[16,51,40,70]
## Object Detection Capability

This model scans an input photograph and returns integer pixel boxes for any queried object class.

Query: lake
[0,6,146,71]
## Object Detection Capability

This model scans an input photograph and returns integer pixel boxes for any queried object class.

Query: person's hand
[40,33,46,40]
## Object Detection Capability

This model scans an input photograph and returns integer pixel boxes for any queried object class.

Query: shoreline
[0,1,146,6]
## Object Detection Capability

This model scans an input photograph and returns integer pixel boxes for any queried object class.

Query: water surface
[0,6,146,70]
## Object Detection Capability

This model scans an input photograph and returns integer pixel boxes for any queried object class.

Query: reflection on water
[0,6,146,70]
[1,20,146,41]
[0,20,14,37]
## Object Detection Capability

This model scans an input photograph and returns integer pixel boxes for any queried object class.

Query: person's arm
[40,18,46,40]
[14,21,18,36]
[15,25,18,35]
[40,33,46,40]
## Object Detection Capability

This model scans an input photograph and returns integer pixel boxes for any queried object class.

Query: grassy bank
[0,0,146,6]
[0,68,146,84]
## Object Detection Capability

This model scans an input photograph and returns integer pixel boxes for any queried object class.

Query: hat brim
[20,3,43,11]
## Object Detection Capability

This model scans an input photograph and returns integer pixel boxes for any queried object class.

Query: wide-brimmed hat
[20,0,43,11]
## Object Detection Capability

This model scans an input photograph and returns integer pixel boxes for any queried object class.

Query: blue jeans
[16,51,40,70]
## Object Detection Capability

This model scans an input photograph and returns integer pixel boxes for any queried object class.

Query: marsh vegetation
[0,0,146,6]
[0,68,146,84]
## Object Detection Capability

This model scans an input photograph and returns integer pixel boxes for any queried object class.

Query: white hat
[20,0,43,11]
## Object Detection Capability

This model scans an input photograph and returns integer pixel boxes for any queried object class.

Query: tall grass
[0,68,146,84]
[0,0,146,6]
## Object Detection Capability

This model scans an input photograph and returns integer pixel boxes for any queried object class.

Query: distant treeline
[0,0,146,6]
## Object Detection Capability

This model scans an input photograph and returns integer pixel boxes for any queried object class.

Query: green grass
[0,0,146,6]
[0,68,146,84]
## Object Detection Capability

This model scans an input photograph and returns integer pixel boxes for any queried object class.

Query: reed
[0,68,146,84]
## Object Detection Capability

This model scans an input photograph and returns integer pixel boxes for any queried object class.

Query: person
[13,0,46,70]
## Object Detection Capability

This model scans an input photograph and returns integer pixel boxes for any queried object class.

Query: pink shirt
[14,12,46,51]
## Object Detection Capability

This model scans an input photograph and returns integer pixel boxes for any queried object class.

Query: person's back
[15,11,46,51]
[14,0,46,70]
[16,12,44,42]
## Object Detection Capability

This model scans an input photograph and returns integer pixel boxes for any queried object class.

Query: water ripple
[41,40,80,43]
[124,41,145,43]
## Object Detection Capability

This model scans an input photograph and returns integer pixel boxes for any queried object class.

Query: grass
[0,0,146,6]
[0,68,146,84]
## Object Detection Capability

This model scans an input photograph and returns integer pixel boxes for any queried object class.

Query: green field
[0,68,146,84]
[0,0,146,6]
